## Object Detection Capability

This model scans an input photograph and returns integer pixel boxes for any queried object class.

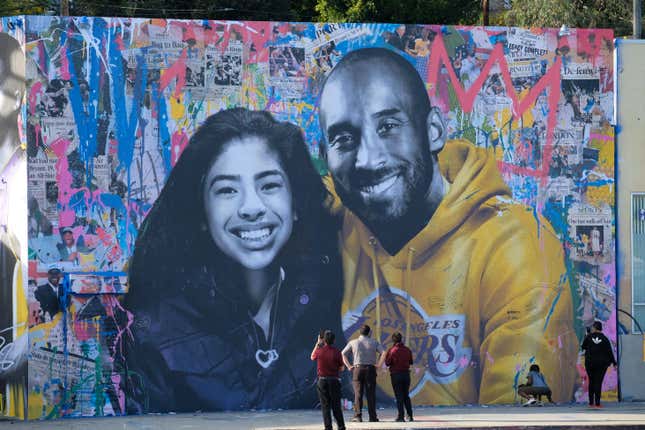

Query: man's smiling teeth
[360,175,398,195]
[237,228,271,241]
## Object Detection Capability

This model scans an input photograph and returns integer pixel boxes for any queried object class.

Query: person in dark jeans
[311,330,346,430]
[380,332,413,422]
[581,321,616,408]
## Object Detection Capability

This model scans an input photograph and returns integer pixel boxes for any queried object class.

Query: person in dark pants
[380,332,413,422]
[341,324,383,422]
[311,330,346,430]
[581,321,616,408]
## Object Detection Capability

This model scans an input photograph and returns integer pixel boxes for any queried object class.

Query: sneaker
[408,416,414,422]
[395,417,405,422]
[594,404,602,409]
[523,398,537,407]
[351,416,362,422]
[536,401,543,407]
[369,418,379,422]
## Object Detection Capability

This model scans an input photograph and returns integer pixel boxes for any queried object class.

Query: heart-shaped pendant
[255,349,279,369]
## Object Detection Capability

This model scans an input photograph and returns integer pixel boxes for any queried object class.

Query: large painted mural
[0,27,28,419]
[0,16,616,418]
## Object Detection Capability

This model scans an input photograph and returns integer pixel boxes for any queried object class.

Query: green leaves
[505,0,634,37]
[315,0,480,24]
[0,0,48,16]
[1,0,635,38]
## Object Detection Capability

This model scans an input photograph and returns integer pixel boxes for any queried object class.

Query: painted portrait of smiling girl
[123,108,344,413]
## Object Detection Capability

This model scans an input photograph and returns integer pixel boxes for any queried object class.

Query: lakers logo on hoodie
[343,286,473,396]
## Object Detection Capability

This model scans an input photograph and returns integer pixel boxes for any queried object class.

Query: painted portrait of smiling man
[319,49,444,254]
[318,48,578,406]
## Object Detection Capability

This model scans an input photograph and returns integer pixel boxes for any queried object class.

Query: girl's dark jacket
[122,237,345,413]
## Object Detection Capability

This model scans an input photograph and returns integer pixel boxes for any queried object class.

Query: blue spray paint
[151,82,172,176]
[65,19,105,185]
[109,32,147,170]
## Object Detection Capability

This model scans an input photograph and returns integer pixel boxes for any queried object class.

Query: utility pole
[635,0,642,39]
[483,0,490,26]
[60,0,69,16]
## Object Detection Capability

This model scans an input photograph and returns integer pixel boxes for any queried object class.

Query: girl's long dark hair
[127,108,335,305]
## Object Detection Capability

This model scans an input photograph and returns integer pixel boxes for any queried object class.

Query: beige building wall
[616,39,645,333]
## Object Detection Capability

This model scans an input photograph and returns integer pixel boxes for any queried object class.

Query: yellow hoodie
[332,139,577,405]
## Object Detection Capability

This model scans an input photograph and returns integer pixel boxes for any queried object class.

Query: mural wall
[0,16,617,417]
[0,23,28,419]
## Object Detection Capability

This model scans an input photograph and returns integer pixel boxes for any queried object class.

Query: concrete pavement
[1,402,644,429]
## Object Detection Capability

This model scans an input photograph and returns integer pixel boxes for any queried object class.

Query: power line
[4,1,317,22]
[60,0,312,19]
[90,4,215,12]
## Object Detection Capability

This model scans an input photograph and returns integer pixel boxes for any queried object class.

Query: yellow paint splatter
[169,94,186,121]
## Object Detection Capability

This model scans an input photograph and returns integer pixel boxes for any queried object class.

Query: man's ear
[426,106,447,153]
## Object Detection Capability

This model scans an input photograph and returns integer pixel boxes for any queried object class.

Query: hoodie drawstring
[368,237,381,343]
[368,239,416,345]
[404,247,416,345]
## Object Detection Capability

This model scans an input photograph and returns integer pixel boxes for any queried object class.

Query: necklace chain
[252,268,283,369]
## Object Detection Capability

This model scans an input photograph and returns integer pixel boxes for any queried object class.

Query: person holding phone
[311,330,346,430]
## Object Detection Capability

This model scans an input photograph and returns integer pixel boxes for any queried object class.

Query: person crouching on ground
[311,330,346,430]
[379,332,413,422]
[518,364,552,406]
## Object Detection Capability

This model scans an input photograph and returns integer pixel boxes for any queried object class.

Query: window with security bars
[632,193,645,333]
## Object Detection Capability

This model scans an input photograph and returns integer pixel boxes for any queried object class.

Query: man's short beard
[335,155,432,229]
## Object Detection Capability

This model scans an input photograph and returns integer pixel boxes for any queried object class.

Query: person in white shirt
[341,324,383,422]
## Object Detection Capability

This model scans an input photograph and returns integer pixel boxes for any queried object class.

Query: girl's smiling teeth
[234,227,273,241]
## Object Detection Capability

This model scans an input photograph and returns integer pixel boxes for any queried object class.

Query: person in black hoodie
[123,108,344,413]
[581,321,616,408]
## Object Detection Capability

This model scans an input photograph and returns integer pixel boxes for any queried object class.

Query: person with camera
[311,330,346,430]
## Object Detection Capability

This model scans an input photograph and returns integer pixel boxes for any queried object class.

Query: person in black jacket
[123,108,344,413]
[581,321,616,408]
